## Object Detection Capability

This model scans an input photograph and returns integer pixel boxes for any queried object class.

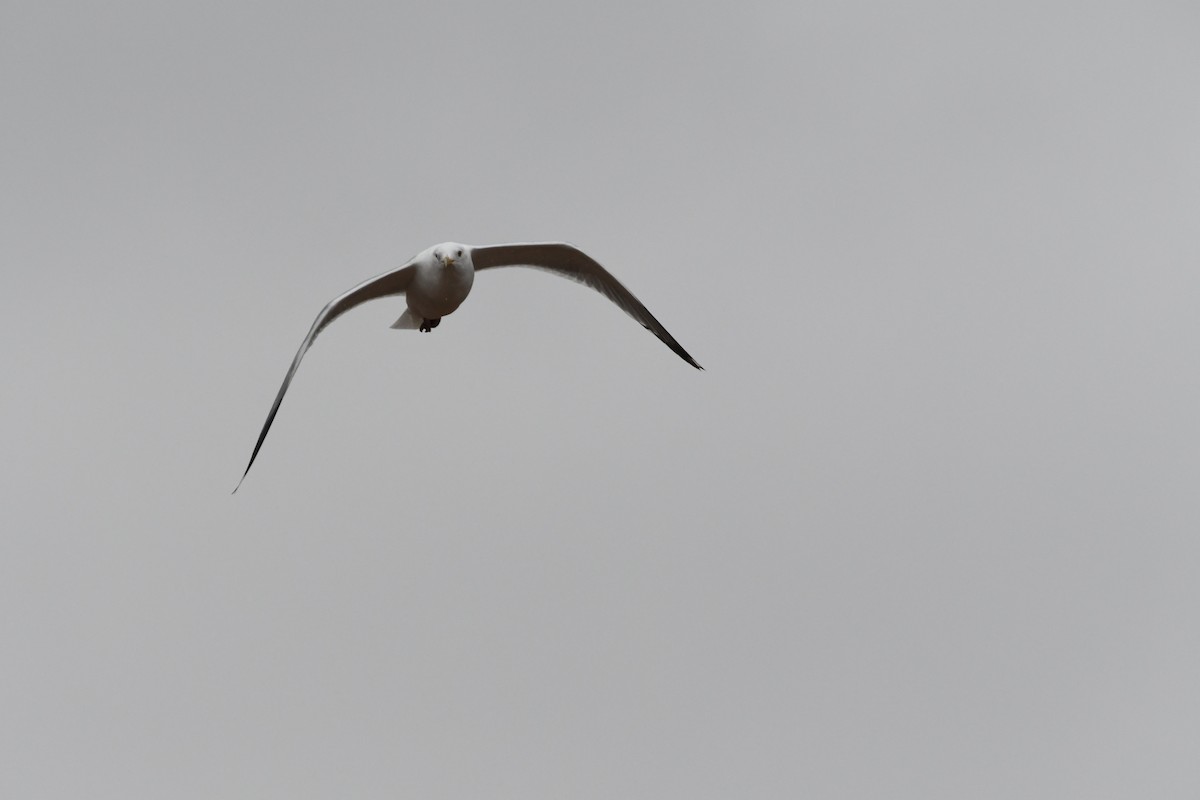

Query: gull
[234,241,701,491]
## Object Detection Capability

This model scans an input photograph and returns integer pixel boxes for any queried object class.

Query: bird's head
[431,243,468,268]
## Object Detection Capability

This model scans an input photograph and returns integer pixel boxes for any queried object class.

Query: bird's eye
[456,249,463,257]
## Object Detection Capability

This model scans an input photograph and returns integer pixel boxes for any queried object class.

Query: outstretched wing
[469,242,702,369]
[234,263,417,492]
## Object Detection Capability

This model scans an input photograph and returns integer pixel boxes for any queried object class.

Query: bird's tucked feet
[419,317,441,333]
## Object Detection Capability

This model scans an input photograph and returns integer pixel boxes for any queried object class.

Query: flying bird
[234,241,701,491]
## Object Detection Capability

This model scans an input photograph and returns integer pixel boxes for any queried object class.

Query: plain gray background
[3,0,1199,797]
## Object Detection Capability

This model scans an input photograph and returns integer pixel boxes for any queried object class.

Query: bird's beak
[440,255,455,267]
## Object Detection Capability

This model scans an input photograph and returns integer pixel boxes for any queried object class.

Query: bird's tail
[390,309,421,330]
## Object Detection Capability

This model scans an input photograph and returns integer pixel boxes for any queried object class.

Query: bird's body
[234,241,700,491]
[399,243,475,327]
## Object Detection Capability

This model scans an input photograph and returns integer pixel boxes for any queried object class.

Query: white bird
[234,241,701,491]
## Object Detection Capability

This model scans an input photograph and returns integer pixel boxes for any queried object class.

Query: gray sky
[3,1,1199,797]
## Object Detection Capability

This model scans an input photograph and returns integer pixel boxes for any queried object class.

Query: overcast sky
[3,1,1200,797]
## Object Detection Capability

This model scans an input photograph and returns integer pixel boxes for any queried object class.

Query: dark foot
[419,317,441,333]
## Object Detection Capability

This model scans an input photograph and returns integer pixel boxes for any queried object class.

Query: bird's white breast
[407,256,475,318]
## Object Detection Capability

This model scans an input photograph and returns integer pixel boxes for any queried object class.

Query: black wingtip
[674,347,703,370]
[673,349,703,370]
[232,459,255,494]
